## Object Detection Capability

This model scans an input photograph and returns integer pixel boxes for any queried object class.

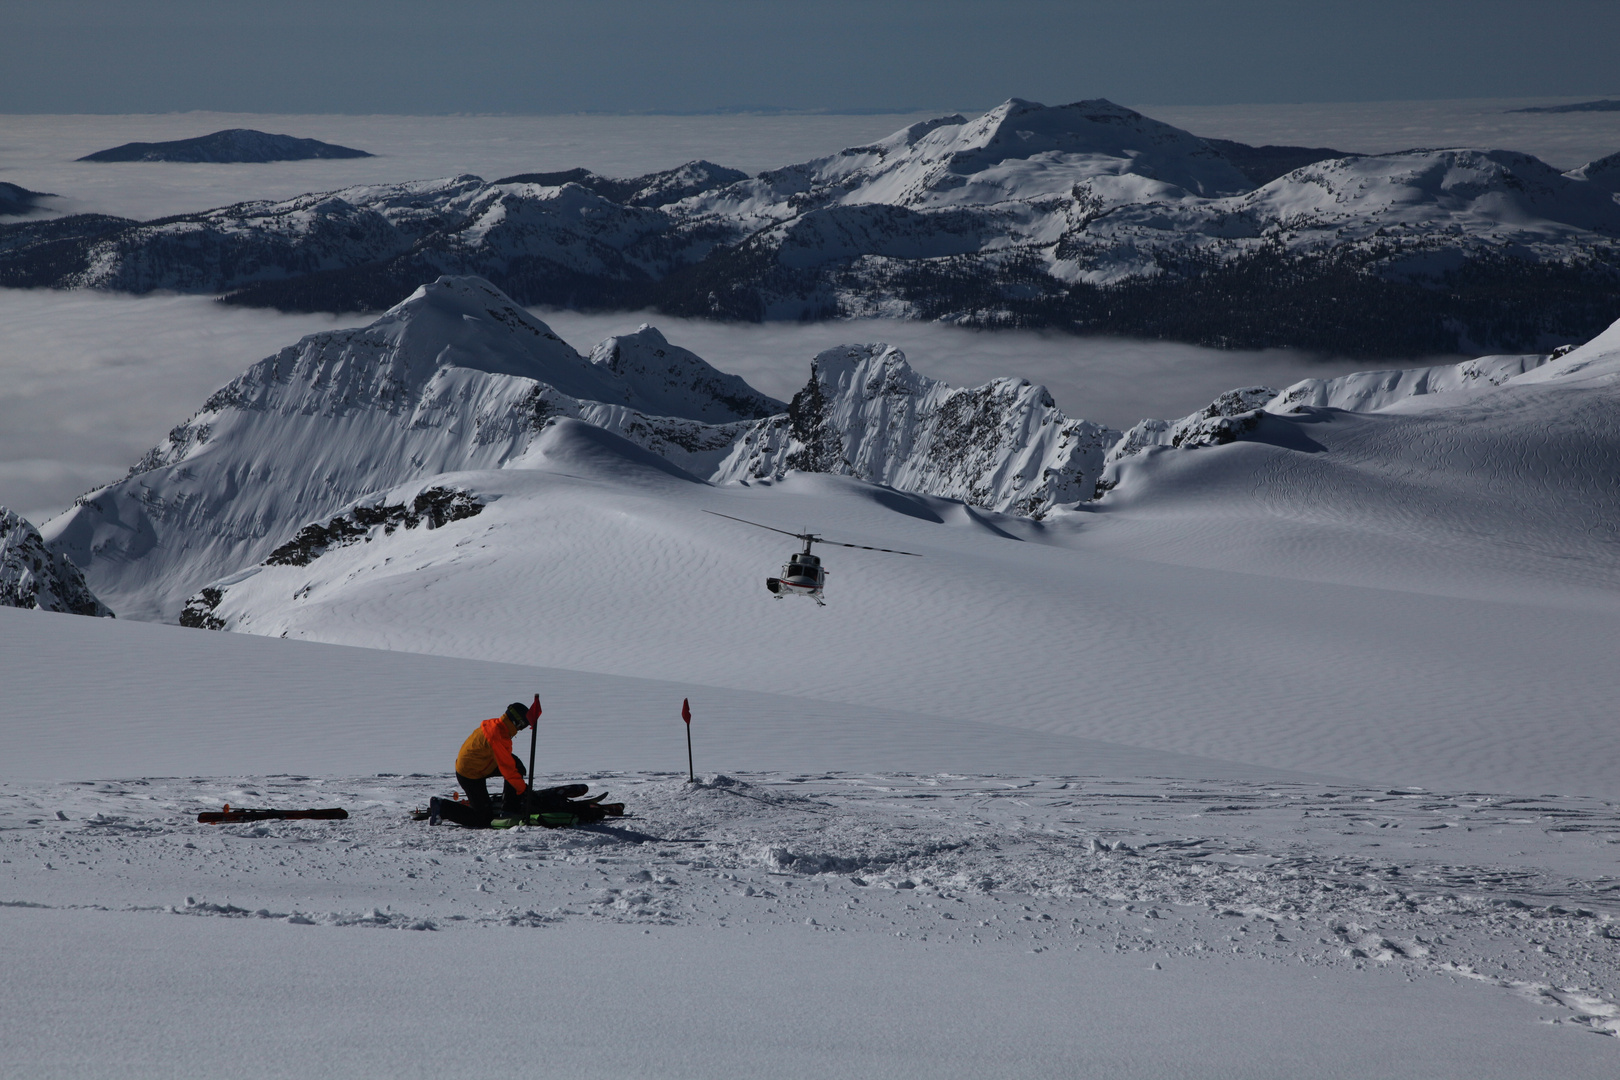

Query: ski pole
[682,698,693,783]
[526,695,541,820]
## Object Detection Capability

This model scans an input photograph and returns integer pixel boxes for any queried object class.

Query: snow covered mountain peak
[39,275,784,619]
[587,324,785,423]
[358,274,600,388]
[1240,148,1620,241]
[819,98,1253,209]
[714,343,1121,516]
[931,97,1246,192]
[704,97,1257,229]
[809,341,938,400]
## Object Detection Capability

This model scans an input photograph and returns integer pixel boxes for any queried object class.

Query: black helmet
[504,702,529,729]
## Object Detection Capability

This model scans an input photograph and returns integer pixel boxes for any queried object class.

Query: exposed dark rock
[0,507,113,617]
[264,488,485,568]
[178,587,225,630]
[179,488,485,630]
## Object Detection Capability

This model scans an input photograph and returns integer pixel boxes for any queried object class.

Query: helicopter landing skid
[767,576,825,606]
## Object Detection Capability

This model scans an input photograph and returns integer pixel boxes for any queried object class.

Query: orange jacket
[454,715,528,794]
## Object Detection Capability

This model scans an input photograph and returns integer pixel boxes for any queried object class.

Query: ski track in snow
[5,770,1618,1040]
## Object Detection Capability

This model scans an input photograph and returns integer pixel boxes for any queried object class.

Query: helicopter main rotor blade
[820,539,923,556]
[702,510,811,541]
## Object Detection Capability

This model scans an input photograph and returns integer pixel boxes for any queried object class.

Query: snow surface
[8,407,1620,1074]
[4,605,1620,1076]
[34,277,1620,801]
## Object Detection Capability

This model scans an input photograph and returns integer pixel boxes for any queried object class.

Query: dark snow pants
[435,772,524,828]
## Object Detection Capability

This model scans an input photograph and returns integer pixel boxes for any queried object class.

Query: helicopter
[703,511,921,605]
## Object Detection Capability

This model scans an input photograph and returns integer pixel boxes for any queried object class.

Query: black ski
[198,807,347,824]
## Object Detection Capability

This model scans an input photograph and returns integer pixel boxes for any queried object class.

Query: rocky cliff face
[0,508,112,616]
[712,344,1119,517]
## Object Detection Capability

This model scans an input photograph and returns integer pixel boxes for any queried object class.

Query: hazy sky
[5,1,1618,115]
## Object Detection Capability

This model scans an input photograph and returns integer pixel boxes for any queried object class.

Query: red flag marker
[682,698,694,782]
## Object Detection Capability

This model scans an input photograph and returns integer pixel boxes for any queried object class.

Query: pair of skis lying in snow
[195,786,624,827]
[418,784,626,829]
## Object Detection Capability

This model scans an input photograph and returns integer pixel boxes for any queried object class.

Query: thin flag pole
[526,695,540,820]
[682,698,694,783]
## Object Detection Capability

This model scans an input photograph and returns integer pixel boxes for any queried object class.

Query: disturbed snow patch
[4,770,1619,1038]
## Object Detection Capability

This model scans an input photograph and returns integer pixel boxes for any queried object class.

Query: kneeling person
[433,698,538,827]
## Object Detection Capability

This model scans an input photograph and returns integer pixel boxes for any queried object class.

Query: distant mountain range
[1508,99,1620,114]
[6,99,1619,354]
[78,129,372,163]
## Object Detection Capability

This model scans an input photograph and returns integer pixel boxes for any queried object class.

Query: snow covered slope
[40,276,1123,617]
[39,277,780,620]
[1267,352,1553,412]
[1089,325,1620,616]
[86,329,1610,802]
[7,607,1620,1076]
[28,270,1620,795]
